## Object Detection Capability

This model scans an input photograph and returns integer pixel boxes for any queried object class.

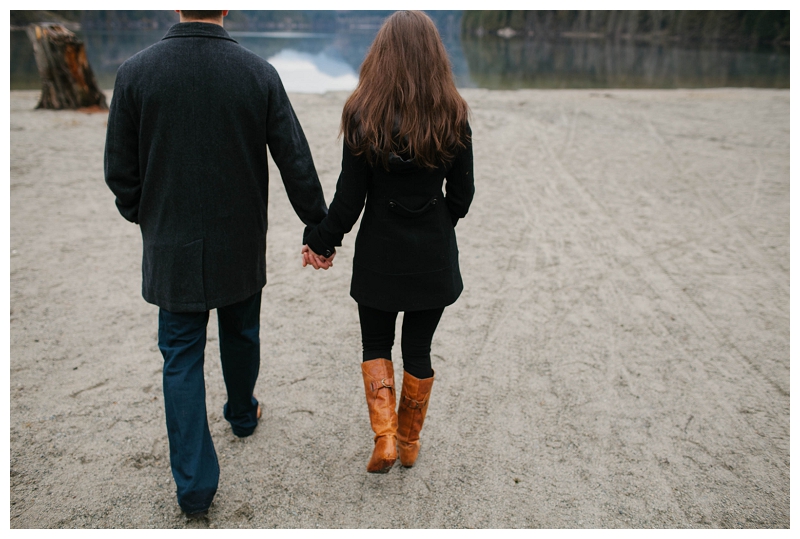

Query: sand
[9,87,789,528]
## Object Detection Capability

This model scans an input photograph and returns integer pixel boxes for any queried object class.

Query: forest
[9,10,459,33]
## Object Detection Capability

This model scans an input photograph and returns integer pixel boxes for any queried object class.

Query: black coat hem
[350,262,462,313]
[144,282,265,313]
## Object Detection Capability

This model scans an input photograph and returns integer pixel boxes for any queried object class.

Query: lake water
[10,28,789,93]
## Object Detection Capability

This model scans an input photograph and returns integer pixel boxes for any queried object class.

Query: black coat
[104,22,328,312]
[305,128,474,312]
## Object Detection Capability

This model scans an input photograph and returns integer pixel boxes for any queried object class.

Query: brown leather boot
[361,358,398,473]
[396,370,434,467]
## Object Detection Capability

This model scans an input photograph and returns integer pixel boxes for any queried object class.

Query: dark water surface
[10,28,789,92]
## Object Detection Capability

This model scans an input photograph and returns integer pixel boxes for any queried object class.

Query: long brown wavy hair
[341,10,470,169]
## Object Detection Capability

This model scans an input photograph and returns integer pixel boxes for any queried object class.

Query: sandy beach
[9,87,789,528]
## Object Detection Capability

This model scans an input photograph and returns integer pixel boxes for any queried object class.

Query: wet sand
[9,87,789,528]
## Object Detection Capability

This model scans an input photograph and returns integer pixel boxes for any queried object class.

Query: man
[104,10,329,517]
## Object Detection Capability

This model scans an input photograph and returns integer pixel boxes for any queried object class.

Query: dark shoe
[228,396,261,438]
[183,509,208,520]
[361,359,398,473]
[397,370,434,467]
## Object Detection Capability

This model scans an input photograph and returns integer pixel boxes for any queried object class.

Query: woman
[303,10,474,473]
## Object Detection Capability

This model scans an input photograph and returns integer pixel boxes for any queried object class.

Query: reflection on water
[231,31,368,93]
[266,50,359,93]
[461,36,789,89]
[10,28,789,92]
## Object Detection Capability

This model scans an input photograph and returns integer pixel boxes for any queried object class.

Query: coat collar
[162,22,237,43]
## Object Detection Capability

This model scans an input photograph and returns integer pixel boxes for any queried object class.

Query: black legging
[358,304,444,380]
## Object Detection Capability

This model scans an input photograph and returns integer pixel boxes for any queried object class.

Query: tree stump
[25,23,108,111]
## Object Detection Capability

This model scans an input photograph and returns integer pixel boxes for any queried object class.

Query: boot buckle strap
[370,378,394,392]
[402,395,427,409]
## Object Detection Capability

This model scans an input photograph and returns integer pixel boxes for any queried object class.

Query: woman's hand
[301,244,335,270]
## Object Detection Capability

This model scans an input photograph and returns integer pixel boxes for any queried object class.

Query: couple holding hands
[105,10,473,517]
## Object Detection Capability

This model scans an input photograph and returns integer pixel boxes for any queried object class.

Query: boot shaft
[397,370,434,445]
[361,358,398,437]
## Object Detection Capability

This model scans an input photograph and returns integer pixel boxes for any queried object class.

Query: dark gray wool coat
[104,22,328,312]
[305,126,474,312]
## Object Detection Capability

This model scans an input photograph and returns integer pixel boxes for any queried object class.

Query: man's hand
[301,244,335,270]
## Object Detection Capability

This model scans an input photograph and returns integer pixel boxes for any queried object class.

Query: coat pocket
[387,196,438,218]
[143,238,205,309]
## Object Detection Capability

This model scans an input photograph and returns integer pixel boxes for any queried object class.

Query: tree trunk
[25,23,108,111]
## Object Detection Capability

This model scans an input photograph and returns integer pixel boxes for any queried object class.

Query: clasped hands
[301,244,335,270]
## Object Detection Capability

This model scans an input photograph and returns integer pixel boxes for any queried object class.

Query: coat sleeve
[264,70,329,241]
[444,123,475,227]
[104,73,141,224]
[304,144,370,257]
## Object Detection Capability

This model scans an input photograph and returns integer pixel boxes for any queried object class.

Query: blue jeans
[158,291,262,514]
